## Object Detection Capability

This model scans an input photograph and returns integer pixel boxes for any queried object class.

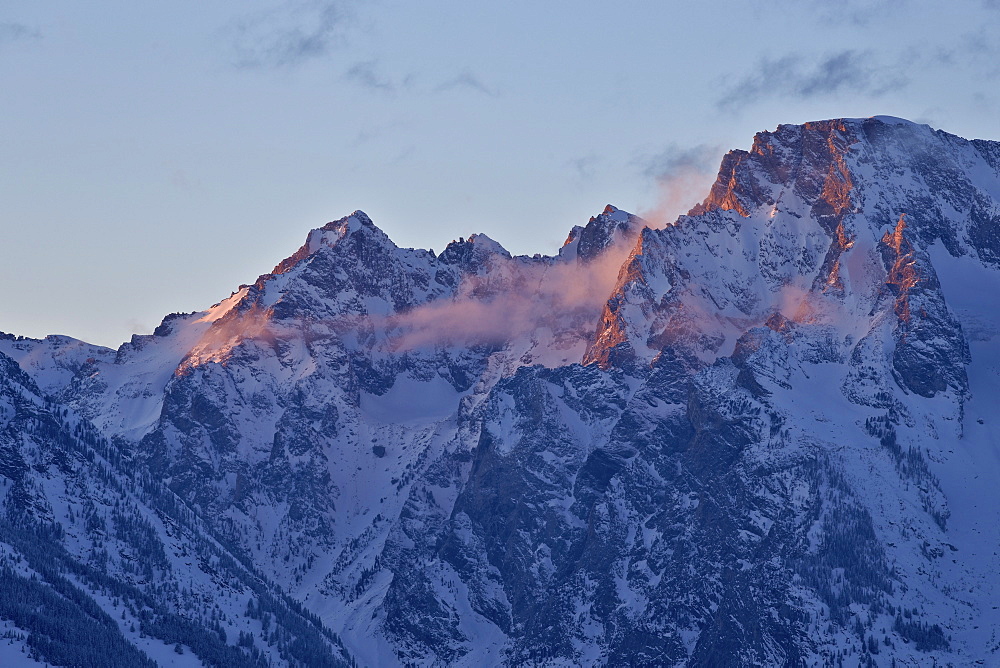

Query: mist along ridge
[2,115,1000,666]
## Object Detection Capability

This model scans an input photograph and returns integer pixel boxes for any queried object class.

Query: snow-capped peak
[560,204,644,263]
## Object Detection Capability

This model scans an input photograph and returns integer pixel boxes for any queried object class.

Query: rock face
[3,116,1000,666]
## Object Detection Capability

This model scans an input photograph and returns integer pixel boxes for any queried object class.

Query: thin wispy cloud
[435,71,496,96]
[639,143,721,182]
[907,28,1000,80]
[568,155,600,181]
[126,318,152,336]
[811,0,907,26]
[635,143,722,227]
[231,2,349,68]
[385,240,635,352]
[958,28,1000,77]
[345,60,395,91]
[0,22,41,46]
[971,92,997,114]
[766,0,907,27]
[717,50,907,111]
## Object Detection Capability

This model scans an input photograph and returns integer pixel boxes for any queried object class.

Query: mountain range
[2,115,999,666]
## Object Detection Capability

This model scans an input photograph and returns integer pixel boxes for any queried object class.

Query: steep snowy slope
[3,116,1000,667]
[0,351,352,667]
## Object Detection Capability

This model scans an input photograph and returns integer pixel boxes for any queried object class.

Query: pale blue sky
[2,0,998,347]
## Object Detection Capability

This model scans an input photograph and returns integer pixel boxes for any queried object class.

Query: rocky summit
[2,116,1000,666]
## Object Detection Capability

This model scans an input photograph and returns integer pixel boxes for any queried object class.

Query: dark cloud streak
[639,143,721,182]
[344,60,395,91]
[231,2,348,69]
[568,155,600,181]
[906,28,1000,80]
[0,22,41,46]
[635,143,723,228]
[814,0,906,27]
[435,71,496,96]
[717,50,907,111]
[766,0,908,27]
